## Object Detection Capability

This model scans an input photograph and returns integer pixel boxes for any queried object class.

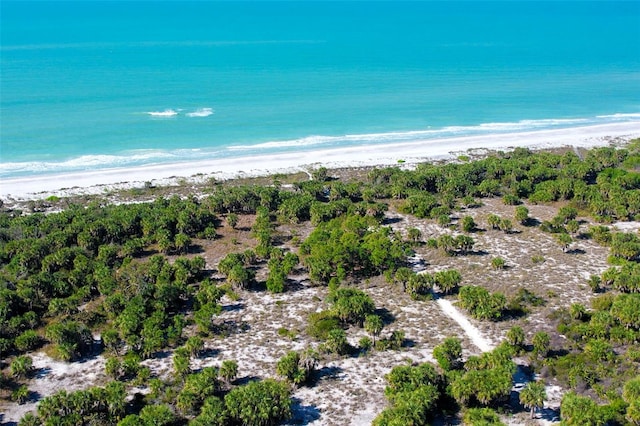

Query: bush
[359,336,372,352]
[461,216,477,232]
[462,408,505,425]
[491,257,506,270]
[276,351,305,384]
[376,330,406,351]
[459,286,506,321]
[14,330,41,352]
[433,337,462,371]
[503,194,521,206]
[307,311,341,340]
[328,287,375,326]
[224,379,292,425]
[324,329,349,355]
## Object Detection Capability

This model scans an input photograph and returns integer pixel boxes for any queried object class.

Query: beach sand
[1,121,639,201]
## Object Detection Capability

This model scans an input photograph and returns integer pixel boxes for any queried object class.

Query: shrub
[324,329,349,355]
[225,379,292,426]
[459,286,506,321]
[503,194,521,206]
[359,336,372,352]
[307,311,341,340]
[462,408,505,425]
[14,330,41,352]
[531,255,545,264]
[461,216,477,233]
[491,257,506,270]
[433,337,462,371]
[328,287,375,326]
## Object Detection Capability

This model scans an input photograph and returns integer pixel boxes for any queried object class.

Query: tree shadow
[495,264,514,271]
[468,249,489,256]
[28,390,42,403]
[290,397,321,425]
[547,348,570,358]
[539,406,561,422]
[212,320,251,337]
[375,307,396,325]
[272,235,292,246]
[183,244,205,255]
[523,218,542,227]
[576,232,591,240]
[566,248,586,255]
[198,348,220,359]
[502,308,528,320]
[433,288,459,298]
[150,350,172,360]
[402,338,417,348]
[35,366,52,379]
[235,375,261,386]
[245,280,266,293]
[382,217,403,225]
[222,302,245,312]
[313,365,344,382]
[285,279,311,293]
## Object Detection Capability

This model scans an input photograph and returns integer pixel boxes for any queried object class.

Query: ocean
[1,1,639,179]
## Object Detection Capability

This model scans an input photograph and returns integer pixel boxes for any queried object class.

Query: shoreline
[1,121,639,202]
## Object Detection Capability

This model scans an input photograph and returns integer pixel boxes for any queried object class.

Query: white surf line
[408,254,494,352]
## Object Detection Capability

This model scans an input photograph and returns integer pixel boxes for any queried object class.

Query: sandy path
[433,297,494,352]
[407,253,495,353]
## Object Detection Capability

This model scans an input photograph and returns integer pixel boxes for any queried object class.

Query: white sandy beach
[1,121,639,201]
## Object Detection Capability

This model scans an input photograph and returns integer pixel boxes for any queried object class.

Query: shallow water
[1,1,639,177]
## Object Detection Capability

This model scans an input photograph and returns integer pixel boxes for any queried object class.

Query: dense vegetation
[1,141,639,424]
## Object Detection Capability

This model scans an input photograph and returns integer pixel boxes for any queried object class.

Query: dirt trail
[433,297,494,352]
[408,254,495,353]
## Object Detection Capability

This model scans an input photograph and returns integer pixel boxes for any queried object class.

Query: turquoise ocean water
[1,1,639,178]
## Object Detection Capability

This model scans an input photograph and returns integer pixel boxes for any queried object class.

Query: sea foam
[147,109,178,117]
[226,115,640,152]
[186,108,214,117]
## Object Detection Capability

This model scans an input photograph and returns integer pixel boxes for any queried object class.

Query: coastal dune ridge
[2,121,639,201]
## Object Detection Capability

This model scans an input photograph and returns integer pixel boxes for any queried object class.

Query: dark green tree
[520,381,547,419]
[433,337,462,371]
[224,379,292,426]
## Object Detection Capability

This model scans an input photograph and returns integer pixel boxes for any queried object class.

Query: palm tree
[364,314,384,345]
[219,360,238,386]
[185,336,204,358]
[104,381,126,420]
[555,232,573,252]
[438,234,456,256]
[532,332,551,359]
[10,355,33,379]
[487,213,501,230]
[12,384,30,405]
[520,380,547,419]
[173,347,191,379]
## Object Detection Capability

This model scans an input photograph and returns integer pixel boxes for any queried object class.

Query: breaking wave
[2,113,638,178]
[186,108,214,117]
[228,114,639,151]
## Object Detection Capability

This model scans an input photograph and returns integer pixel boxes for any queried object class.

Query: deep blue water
[1,1,639,177]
